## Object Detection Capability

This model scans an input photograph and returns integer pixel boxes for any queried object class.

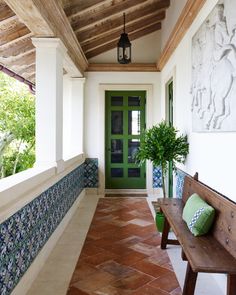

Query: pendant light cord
[123,13,126,33]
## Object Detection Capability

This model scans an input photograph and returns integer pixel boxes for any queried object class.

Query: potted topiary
[136,121,189,232]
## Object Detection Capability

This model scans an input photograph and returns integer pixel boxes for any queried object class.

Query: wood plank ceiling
[0,0,170,84]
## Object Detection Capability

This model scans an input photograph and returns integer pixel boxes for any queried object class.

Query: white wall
[160,0,236,202]
[88,31,162,63]
[84,72,161,193]
[161,0,187,50]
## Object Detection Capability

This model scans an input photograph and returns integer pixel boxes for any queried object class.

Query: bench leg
[183,262,198,295]
[227,274,236,295]
[161,216,170,249]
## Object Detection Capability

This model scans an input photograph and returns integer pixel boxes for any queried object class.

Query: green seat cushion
[182,193,215,236]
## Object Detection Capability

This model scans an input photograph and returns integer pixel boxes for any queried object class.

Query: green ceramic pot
[155,212,165,233]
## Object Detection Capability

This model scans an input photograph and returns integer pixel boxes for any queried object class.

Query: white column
[32,38,66,172]
[63,74,72,158]
[70,78,85,156]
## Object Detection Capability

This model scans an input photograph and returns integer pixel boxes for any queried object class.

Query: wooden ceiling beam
[71,0,150,31]
[0,22,30,46]
[0,14,18,26]
[0,49,35,65]
[82,11,165,52]
[86,63,159,72]
[5,50,35,67]
[4,0,88,74]
[0,37,34,58]
[0,2,15,21]
[86,22,161,59]
[77,0,169,42]
[157,0,207,70]
[17,63,35,76]
[0,32,32,49]
[64,0,109,17]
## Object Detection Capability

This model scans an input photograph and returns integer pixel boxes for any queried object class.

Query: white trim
[32,38,67,55]
[0,153,85,224]
[98,84,154,195]
[11,189,85,295]
[85,188,99,195]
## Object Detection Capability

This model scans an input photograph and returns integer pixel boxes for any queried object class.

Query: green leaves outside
[0,72,35,178]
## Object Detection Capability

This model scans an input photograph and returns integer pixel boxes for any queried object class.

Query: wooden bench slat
[157,198,236,274]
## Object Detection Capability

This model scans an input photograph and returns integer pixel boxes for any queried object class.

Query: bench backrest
[182,175,236,259]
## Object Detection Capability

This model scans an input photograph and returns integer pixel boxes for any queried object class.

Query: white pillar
[70,78,85,156]
[32,38,66,172]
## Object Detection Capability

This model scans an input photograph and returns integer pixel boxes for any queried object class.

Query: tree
[0,72,35,178]
[135,121,189,198]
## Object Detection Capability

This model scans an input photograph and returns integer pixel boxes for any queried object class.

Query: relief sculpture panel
[192,0,236,131]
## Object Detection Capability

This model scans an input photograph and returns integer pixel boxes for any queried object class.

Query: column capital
[32,37,67,55]
[70,77,86,84]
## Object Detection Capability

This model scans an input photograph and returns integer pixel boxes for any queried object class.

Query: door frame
[164,66,176,197]
[165,79,174,198]
[98,84,154,195]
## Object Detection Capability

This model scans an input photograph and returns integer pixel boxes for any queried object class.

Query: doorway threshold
[105,189,147,197]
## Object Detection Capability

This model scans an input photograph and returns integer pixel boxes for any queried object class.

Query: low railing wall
[0,156,98,295]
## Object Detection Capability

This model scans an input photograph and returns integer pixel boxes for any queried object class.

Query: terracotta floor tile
[70,262,97,284]
[110,271,154,291]
[132,259,172,278]
[128,218,153,227]
[82,244,105,256]
[130,242,161,256]
[72,271,116,292]
[147,252,170,266]
[101,243,133,256]
[171,286,182,295]
[114,250,148,266]
[143,235,162,246]
[67,286,91,295]
[149,272,179,293]
[67,198,180,294]
[116,236,144,246]
[82,250,118,266]
[94,285,132,295]
[132,285,169,295]
[98,261,135,278]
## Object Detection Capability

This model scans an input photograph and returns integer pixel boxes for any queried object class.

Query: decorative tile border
[0,164,86,295]
[176,169,187,199]
[84,158,98,188]
[153,166,162,188]
[153,166,187,199]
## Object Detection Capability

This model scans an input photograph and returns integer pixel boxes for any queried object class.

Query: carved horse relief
[191,1,236,132]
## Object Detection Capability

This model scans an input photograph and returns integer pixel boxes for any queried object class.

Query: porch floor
[27,195,225,295]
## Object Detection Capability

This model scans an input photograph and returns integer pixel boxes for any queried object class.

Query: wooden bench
[157,173,236,295]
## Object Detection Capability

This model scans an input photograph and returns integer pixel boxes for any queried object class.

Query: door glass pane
[128,168,140,178]
[111,111,123,134]
[128,110,140,135]
[111,168,123,177]
[111,139,123,163]
[111,96,123,106]
[128,96,141,106]
[128,139,140,163]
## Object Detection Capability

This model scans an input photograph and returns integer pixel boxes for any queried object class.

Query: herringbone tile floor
[67,198,181,295]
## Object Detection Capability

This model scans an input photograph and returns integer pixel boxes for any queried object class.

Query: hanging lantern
[117,13,131,64]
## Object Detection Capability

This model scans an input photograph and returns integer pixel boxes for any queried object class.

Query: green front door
[105,91,146,189]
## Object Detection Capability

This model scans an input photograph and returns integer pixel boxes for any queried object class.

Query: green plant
[136,121,189,198]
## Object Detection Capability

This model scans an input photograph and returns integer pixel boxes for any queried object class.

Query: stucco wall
[161,0,188,50]
[84,72,161,194]
[160,0,236,203]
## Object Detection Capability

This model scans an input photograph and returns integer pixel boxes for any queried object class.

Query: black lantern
[117,13,131,64]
